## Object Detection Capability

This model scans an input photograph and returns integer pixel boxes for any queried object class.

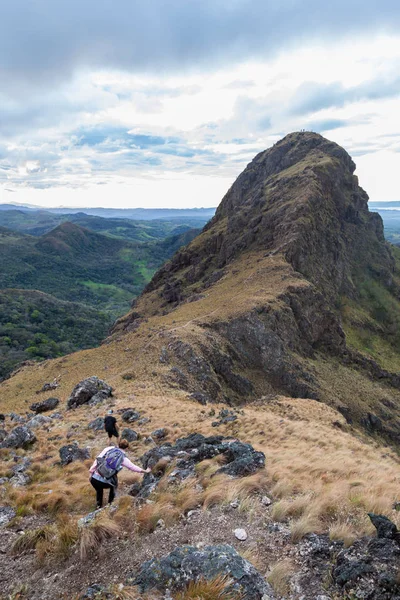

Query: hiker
[104,410,120,445]
[89,440,151,508]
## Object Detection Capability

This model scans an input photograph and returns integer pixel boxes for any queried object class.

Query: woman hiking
[89,439,150,508]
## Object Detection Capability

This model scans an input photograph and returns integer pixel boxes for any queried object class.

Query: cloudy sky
[1,1,400,209]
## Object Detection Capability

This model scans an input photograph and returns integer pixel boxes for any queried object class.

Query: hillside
[0,222,199,316]
[1,133,400,599]
[0,289,110,380]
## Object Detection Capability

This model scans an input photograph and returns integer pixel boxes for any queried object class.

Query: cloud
[1,1,400,92]
[291,77,400,115]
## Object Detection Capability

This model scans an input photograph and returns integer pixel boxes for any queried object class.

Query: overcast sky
[1,1,400,209]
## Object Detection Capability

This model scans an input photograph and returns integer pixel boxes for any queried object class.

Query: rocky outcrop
[29,397,59,413]
[121,428,138,442]
[26,415,52,429]
[59,443,90,465]
[130,544,275,599]
[1,426,36,449]
[332,514,400,599]
[130,433,265,499]
[67,377,113,409]
[121,409,140,423]
[88,417,104,431]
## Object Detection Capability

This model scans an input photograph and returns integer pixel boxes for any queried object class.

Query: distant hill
[369,202,400,244]
[0,208,209,240]
[0,223,199,316]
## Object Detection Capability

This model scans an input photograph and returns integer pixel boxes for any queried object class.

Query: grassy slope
[341,244,400,372]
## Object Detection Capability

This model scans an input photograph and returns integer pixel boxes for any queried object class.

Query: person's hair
[119,439,129,450]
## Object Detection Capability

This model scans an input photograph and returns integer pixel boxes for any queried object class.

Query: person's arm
[122,456,150,473]
[89,459,97,474]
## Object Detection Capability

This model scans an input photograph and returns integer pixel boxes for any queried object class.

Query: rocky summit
[1,132,400,600]
[113,131,400,444]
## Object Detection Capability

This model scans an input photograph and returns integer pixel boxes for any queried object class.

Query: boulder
[1,426,36,449]
[37,381,58,393]
[27,415,52,429]
[0,506,16,526]
[0,414,5,421]
[121,428,139,442]
[0,429,7,443]
[29,397,60,413]
[59,443,90,466]
[122,409,140,423]
[67,377,113,409]
[135,433,265,498]
[79,584,109,600]
[130,544,274,600]
[368,512,400,542]
[151,428,167,440]
[88,417,104,431]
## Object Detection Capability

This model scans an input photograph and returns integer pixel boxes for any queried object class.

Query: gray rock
[59,443,90,466]
[29,397,60,413]
[234,528,247,541]
[27,415,52,429]
[0,414,5,421]
[151,428,167,440]
[138,417,151,426]
[121,428,139,442]
[130,544,274,600]
[67,377,113,409]
[0,429,8,443]
[9,413,25,423]
[261,496,272,506]
[0,506,16,526]
[88,417,104,431]
[1,426,36,449]
[122,409,140,423]
[368,512,400,541]
[50,412,63,420]
[38,381,58,393]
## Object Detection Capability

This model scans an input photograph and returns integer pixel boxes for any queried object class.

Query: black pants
[90,476,116,508]
[106,426,119,440]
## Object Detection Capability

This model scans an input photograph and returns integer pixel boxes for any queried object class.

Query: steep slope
[111,132,400,444]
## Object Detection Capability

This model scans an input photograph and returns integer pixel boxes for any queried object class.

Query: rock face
[1,426,36,449]
[131,544,275,600]
[111,131,400,445]
[59,443,90,465]
[29,397,59,413]
[130,433,265,499]
[67,377,113,409]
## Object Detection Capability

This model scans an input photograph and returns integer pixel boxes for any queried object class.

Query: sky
[1,1,400,209]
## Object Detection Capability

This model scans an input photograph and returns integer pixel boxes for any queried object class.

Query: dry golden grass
[267,559,295,596]
[290,514,321,543]
[173,575,242,600]
[79,514,121,560]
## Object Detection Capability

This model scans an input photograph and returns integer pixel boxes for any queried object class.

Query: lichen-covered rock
[121,428,138,442]
[59,442,90,465]
[0,429,7,443]
[29,397,60,413]
[27,415,52,429]
[130,544,274,600]
[67,377,113,409]
[368,512,400,541]
[134,433,265,498]
[122,409,140,423]
[1,426,36,449]
[0,506,16,526]
[88,417,104,431]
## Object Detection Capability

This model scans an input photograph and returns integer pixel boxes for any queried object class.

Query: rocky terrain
[1,132,400,599]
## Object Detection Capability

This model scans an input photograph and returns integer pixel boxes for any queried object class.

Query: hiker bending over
[104,410,119,445]
[89,440,150,508]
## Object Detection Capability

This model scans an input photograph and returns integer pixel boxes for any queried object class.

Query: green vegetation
[341,247,400,371]
[0,289,111,380]
[0,221,200,379]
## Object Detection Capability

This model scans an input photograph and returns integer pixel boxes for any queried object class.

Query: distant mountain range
[0,202,216,221]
